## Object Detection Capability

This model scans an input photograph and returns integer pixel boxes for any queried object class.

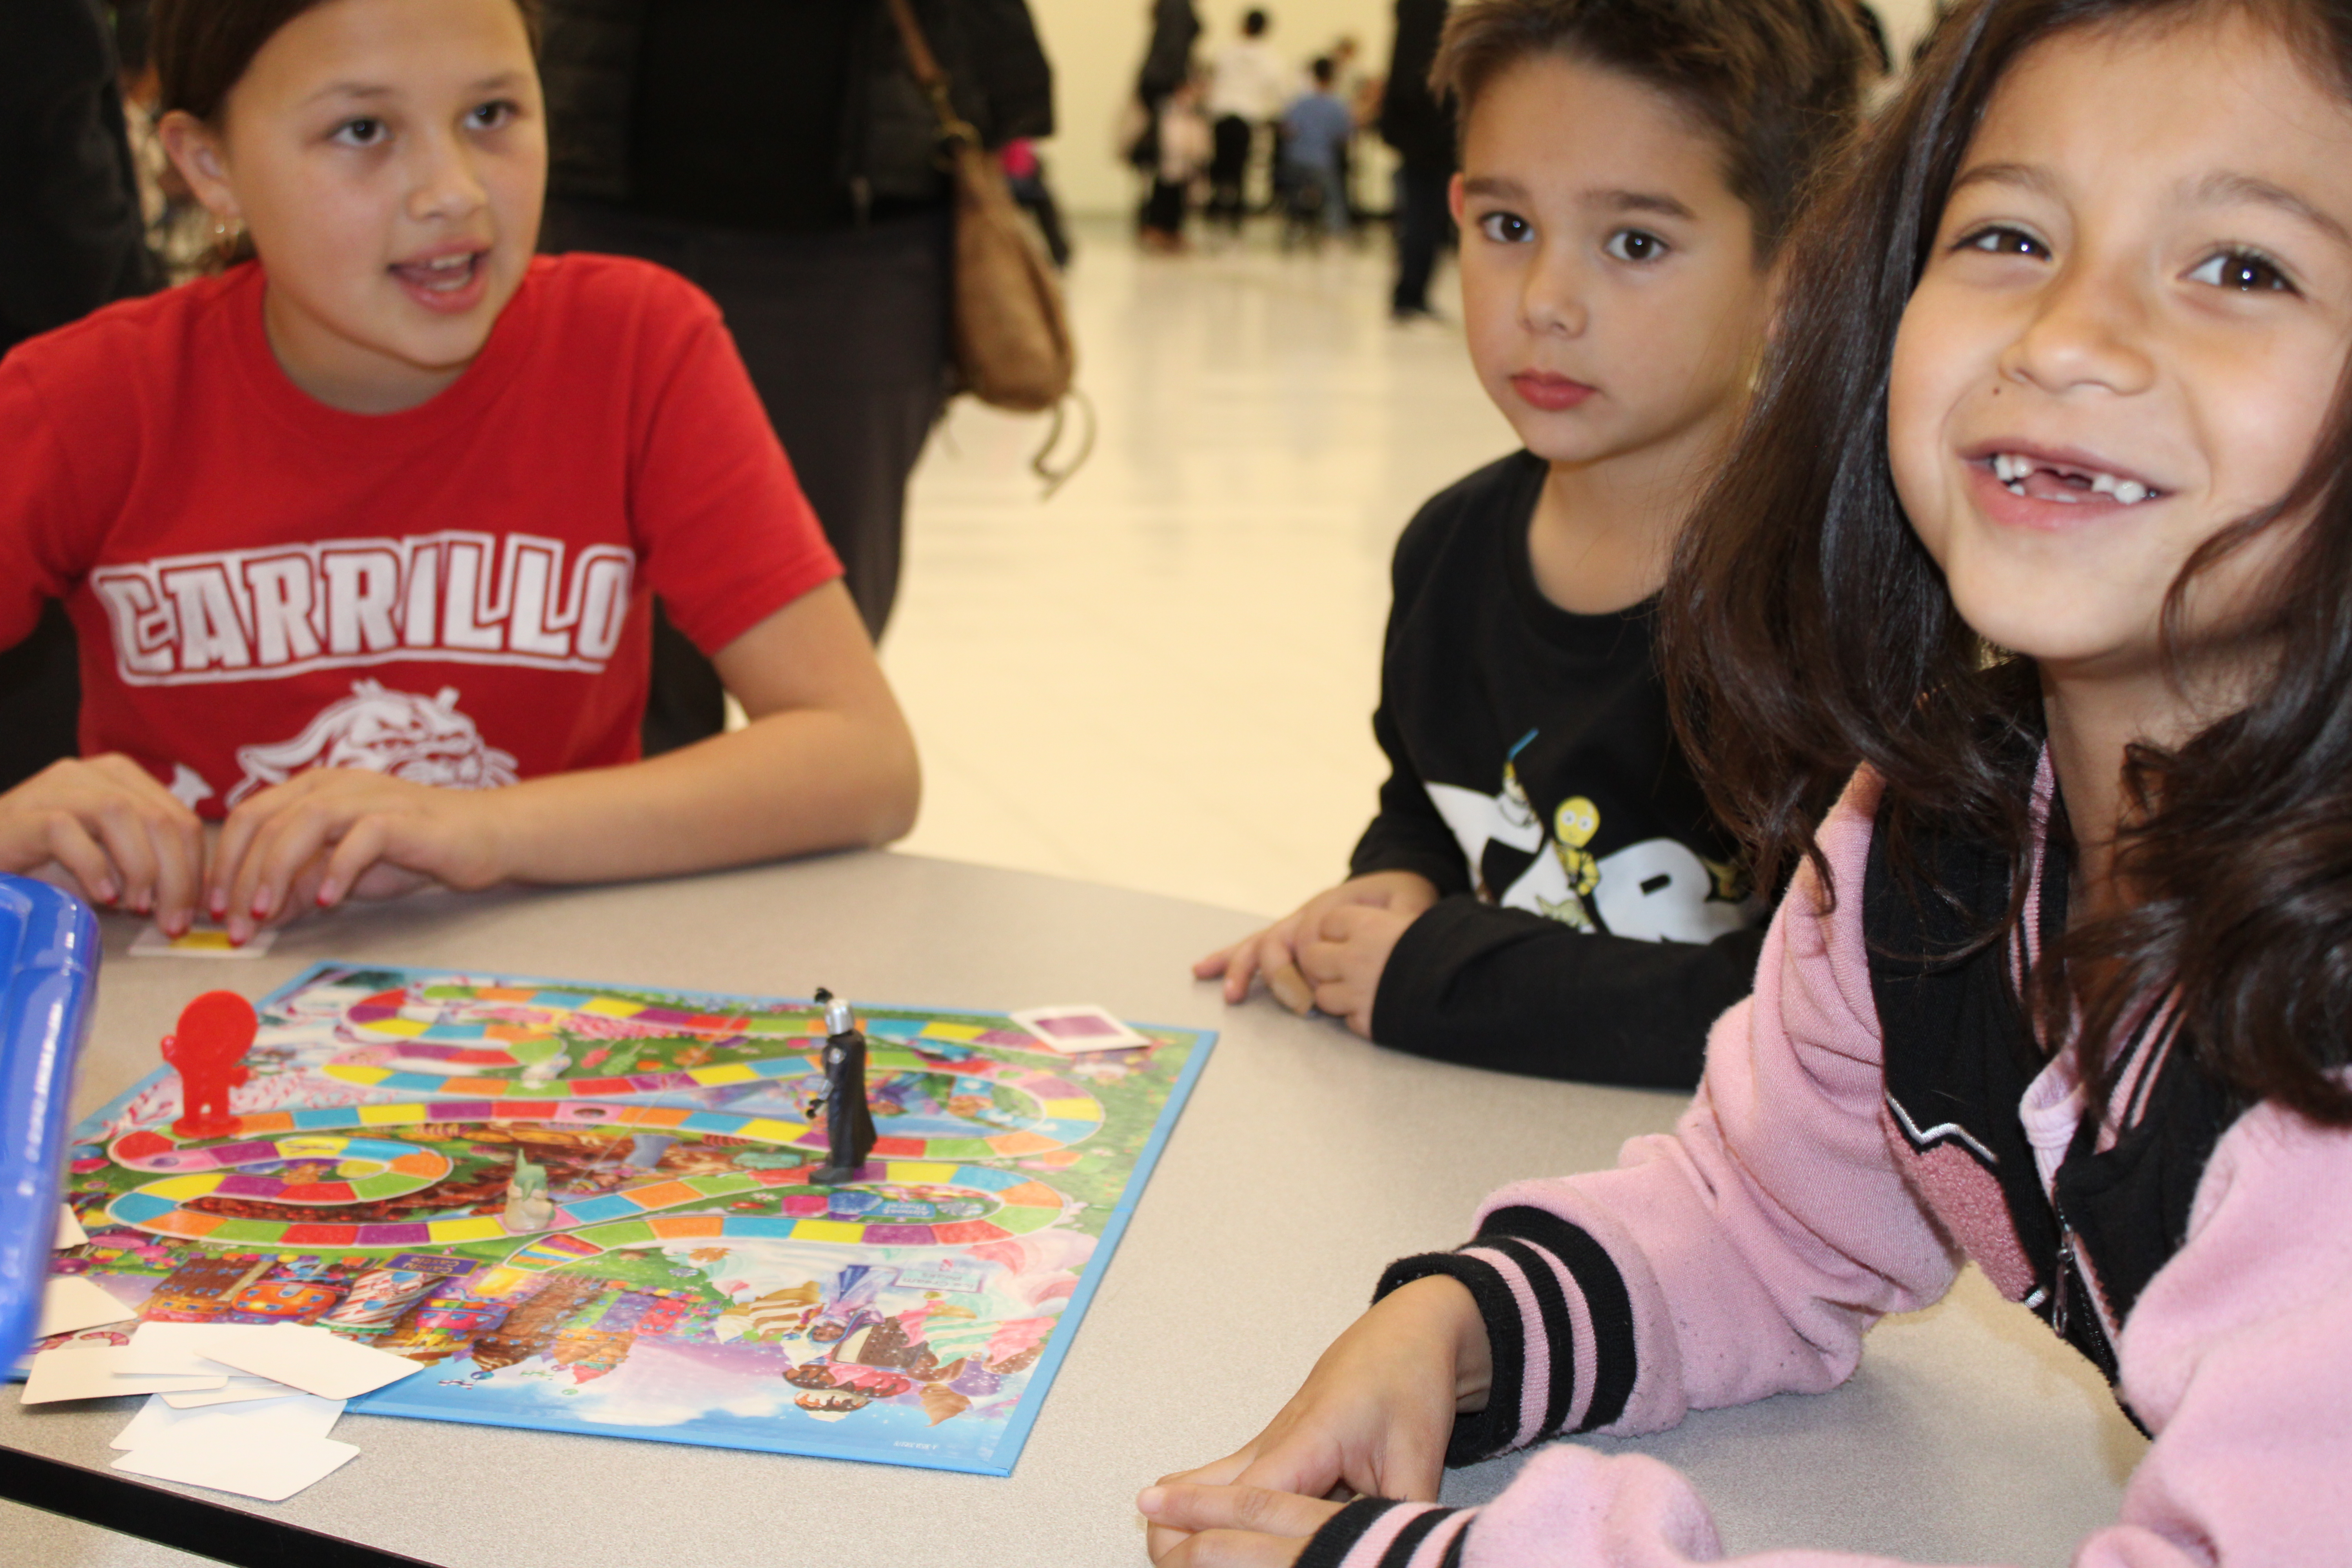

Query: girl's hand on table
[1194,871,1440,1017]
[0,756,206,930]
[1137,1483,1340,1566]
[1143,1275,1490,1561]
[206,769,504,940]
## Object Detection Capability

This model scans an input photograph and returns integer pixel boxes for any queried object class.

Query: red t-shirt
[0,254,841,817]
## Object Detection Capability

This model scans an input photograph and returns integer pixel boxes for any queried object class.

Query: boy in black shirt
[1194,0,1867,1090]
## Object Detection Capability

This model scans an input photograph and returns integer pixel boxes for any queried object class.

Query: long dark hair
[1662,0,2352,1124]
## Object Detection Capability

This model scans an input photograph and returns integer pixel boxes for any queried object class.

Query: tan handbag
[884,0,1076,416]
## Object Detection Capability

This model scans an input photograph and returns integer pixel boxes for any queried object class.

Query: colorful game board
[43,964,1213,1475]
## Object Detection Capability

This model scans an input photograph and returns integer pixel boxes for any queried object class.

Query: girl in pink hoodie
[1139,0,2352,1563]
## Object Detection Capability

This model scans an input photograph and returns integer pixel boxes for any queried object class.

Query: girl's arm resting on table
[1278,1085,2352,1568]
[209,579,918,935]
[1207,769,2352,1567]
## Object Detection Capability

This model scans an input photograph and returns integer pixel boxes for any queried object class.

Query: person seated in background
[1195,0,1867,1091]
[0,0,919,945]
[1205,7,1287,232]
[1141,73,1214,254]
[1278,56,1355,244]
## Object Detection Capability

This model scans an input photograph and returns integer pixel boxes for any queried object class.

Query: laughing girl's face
[165,0,544,413]
[1888,8,2352,688]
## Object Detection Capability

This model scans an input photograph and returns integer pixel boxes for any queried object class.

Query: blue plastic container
[0,876,100,1366]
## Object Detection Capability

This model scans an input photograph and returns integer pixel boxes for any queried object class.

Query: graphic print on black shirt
[1430,725,1747,942]
[1349,452,1765,1089]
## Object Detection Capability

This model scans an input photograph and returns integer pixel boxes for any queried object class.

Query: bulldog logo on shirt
[225,680,520,806]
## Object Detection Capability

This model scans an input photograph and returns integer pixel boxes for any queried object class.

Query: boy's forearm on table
[1371,902,1761,1089]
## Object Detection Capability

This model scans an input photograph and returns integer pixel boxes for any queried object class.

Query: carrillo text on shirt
[88,531,637,686]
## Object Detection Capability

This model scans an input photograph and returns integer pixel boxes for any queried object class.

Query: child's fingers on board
[78,764,206,924]
[140,811,206,933]
[224,796,348,936]
[205,782,294,920]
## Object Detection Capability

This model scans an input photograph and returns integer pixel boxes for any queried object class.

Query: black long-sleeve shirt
[1350,452,1765,1090]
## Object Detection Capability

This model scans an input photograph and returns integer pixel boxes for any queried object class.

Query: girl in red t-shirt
[0,0,918,941]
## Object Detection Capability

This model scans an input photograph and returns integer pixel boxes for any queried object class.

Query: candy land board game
[40,963,1214,1475]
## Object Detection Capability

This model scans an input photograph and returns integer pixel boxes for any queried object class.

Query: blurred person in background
[1128,0,1201,183]
[538,0,1051,754]
[1377,0,1452,321]
[1278,57,1353,247]
[1205,8,1285,234]
[1141,73,1214,253]
[1326,34,1375,225]
[1000,139,1071,269]
[0,0,162,790]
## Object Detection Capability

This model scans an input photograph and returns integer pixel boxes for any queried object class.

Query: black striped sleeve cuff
[1375,1205,1639,1465]
[1298,1495,1474,1568]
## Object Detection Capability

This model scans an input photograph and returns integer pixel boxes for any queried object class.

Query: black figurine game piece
[810,988,877,1185]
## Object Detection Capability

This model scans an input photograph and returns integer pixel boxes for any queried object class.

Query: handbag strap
[883,0,981,150]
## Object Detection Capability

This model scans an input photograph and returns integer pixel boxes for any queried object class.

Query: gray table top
[4,851,2143,1567]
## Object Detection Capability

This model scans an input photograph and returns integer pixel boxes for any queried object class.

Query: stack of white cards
[20,1319,424,1501]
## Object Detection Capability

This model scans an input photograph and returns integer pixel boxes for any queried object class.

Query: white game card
[1009,1004,1151,1054]
[200,1323,423,1400]
[113,1432,360,1503]
[162,1378,303,1409]
[35,1277,136,1339]
[113,1391,344,1451]
[22,1348,226,1403]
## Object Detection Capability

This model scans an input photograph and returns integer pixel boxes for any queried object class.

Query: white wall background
[1025,0,1945,216]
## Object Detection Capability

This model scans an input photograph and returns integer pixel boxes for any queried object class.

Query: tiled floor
[882,218,1514,919]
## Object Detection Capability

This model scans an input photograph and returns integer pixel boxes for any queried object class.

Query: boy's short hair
[1311,55,1336,85]
[1432,0,1868,258]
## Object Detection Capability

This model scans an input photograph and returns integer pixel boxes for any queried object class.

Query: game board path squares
[501,1162,1069,1270]
[325,995,1107,1160]
[100,1107,1074,1257]
[337,982,1056,1077]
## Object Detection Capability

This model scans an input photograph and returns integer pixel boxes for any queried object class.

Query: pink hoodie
[1312,768,2352,1567]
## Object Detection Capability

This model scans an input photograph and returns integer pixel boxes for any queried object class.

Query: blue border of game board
[58,960,1218,1478]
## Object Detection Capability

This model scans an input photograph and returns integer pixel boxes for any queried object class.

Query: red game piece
[162,991,256,1139]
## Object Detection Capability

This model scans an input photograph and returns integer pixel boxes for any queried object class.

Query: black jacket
[1352,453,1765,1090]
[1377,0,1454,172]
[539,0,1053,223]
[0,0,157,353]
[0,0,156,788]
[1136,0,1200,103]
